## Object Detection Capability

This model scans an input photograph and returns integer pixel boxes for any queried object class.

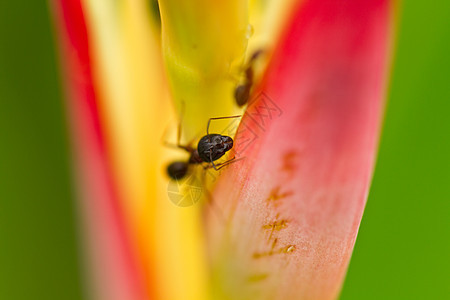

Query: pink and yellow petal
[81,0,209,299]
[208,0,394,299]
[54,0,208,299]
[53,0,395,299]
[51,0,148,299]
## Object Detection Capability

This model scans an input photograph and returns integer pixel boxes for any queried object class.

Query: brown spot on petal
[262,219,289,231]
[280,150,299,174]
[266,186,293,206]
[247,273,269,283]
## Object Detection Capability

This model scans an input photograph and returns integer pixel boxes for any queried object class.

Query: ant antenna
[210,153,217,170]
[177,101,186,146]
[206,115,242,135]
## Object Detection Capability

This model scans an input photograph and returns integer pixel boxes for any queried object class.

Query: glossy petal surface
[208,1,393,299]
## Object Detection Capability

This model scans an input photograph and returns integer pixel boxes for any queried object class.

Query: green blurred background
[0,1,448,299]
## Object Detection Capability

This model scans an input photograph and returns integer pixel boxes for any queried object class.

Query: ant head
[221,136,233,151]
[197,134,234,163]
[167,161,188,180]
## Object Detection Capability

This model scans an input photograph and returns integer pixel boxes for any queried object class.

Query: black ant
[165,115,241,180]
[234,49,264,107]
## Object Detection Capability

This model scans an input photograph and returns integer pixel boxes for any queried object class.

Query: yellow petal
[159,0,249,141]
[248,0,301,55]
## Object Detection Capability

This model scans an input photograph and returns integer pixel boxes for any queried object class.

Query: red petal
[51,1,149,299]
[208,0,393,299]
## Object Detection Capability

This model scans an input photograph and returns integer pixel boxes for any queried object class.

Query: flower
[51,0,393,299]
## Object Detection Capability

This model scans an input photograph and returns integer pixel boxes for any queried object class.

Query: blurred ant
[165,115,241,180]
[234,49,264,107]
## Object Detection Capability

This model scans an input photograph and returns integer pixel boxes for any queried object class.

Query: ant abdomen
[233,49,264,107]
[234,84,251,107]
[167,161,188,180]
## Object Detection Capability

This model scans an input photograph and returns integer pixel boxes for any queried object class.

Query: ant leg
[249,49,265,63]
[162,140,182,149]
[206,156,244,171]
[175,101,186,147]
[215,157,242,170]
[161,125,183,149]
[215,157,236,170]
[162,101,196,151]
[206,115,242,135]
[199,167,226,223]
[162,133,192,152]
[226,72,242,83]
